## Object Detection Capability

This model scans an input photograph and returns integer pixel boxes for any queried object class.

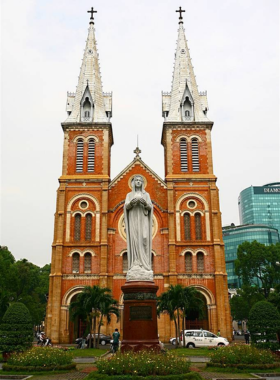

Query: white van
[181,329,229,348]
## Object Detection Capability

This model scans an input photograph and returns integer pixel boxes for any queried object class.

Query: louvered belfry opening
[191,138,199,172]
[180,138,188,172]
[76,139,84,172]
[195,213,202,240]
[72,253,80,273]
[122,252,128,273]
[85,214,92,241]
[185,252,192,272]
[74,214,81,241]
[87,139,95,172]
[197,252,204,272]
[84,252,92,272]
[184,213,191,240]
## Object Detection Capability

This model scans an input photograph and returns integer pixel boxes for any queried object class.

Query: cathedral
[46,8,232,344]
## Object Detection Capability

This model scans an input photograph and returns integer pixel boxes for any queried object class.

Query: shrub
[3,363,76,372]
[7,347,73,368]
[254,341,280,351]
[87,373,202,380]
[0,302,33,353]
[96,351,190,377]
[209,345,275,365]
[248,301,280,343]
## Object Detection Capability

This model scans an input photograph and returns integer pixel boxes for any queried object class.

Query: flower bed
[209,345,275,366]
[3,347,74,371]
[95,351,191,377]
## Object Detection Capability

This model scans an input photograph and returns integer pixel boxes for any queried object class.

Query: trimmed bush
[3,363,76,372]
[248,301,280,343]
[0,302,33,353]
[207,362,280,370]
[6,347,73,369]
[87,373,202,380]
[96,351,190,377]
[209,345,275,365]
[254,341,280,351]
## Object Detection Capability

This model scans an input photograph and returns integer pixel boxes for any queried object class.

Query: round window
[80,201,88,209]
[187,200,196,209]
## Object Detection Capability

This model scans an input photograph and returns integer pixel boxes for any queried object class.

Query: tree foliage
[248,301,280,343]
[0,302,33,353]
[230,285,265,321]
[234,241,280,298]
[0,246,50,324]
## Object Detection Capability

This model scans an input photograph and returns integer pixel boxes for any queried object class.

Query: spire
[162,9,209,123]
[65,9,112,123]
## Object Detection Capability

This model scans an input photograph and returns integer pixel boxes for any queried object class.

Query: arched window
[191,138,199,172]
[74,214,81,241]
[185,252,192,272]
[84,252,92,273]
[87,139,95,172]
[72,253,80,273]
[84,111,90,118]
[197,252,204,272]
[195,213,202,240]
[123,252,128,273]
[151,253,154,271]
[76,139,84,172]
[184,213,191,240]
[85,214,92,241]
[180,138,188,172]
[185,110,190,117]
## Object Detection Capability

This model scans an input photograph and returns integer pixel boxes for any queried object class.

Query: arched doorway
[69,293,88,343]
[185,292,209,330]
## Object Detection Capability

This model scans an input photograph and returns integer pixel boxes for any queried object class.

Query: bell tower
[46,8,113,343]
[161,9,232,338]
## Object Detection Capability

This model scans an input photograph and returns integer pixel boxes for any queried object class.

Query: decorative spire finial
[176,6,185,24]
[87,7,97,24]
[134,137,141,159]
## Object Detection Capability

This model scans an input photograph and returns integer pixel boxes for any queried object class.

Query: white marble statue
[124,175,154,281]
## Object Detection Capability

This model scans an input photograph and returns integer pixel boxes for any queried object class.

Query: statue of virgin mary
[124,175,154,281]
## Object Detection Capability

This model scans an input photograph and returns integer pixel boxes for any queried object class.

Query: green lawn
[71,348,108,357]
[172,348,211,357]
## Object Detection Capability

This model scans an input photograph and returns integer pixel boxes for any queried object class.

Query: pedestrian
[244,330,250,344]
[112,328,120,353]
[217,329,221,337]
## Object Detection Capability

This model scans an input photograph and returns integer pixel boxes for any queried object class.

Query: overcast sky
[1,0,279,267]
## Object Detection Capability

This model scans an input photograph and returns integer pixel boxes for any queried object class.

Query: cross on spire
[176,6,185,24]
[87,7,97,24]
[134,146,141,159]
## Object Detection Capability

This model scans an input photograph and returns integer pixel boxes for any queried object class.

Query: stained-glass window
[84,252,92,272]
[185,252,192,272]
[87,139,95,172]
[74,214,81,241]
[180,138,188,172]
[72,253,80,273]
[184,213,191,240]
[195,213,202,240]
[191,138,199,172]
[197,252,204,272]
[85,214,92,241]
[76,139,84,172]
[123,252,128,273]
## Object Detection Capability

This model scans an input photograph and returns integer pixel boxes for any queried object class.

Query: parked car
[75,333,112,347]
[169,337,180,345]
[180,329,229,348]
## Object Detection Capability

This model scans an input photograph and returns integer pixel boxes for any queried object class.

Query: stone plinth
[121,281,160,352]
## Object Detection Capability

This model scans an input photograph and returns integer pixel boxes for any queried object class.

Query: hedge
[3,363,76,372]
[206,362,280,370]
[86,373,203,380]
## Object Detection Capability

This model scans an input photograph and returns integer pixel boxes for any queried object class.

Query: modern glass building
[239,183,280,234]
[222,224,279,288]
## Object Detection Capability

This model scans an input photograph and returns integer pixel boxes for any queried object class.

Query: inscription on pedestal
[130,306,152,320]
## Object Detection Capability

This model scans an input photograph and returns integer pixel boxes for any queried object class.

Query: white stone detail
[126,262,154,282]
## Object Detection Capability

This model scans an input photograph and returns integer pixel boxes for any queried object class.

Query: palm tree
[157,284,205,348]
[69,285,119,348]
[96,293,120,348]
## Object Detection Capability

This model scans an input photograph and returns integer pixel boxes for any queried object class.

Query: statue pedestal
[121,281,160,352]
